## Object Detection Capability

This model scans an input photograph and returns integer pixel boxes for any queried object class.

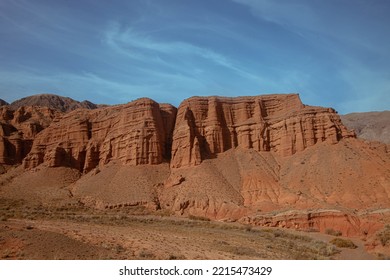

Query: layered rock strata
[23,98,177,172]
[171,94,354,168]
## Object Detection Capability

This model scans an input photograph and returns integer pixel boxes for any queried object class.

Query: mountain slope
[10,94,97,112]
[0,99,8,106]
[341,111,390,144]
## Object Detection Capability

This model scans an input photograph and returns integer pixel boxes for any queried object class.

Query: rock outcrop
[240,210,384,237]
[23,98,177,172]
[171,94,354,168]
[0,106,60,164]
[10,94,97,112]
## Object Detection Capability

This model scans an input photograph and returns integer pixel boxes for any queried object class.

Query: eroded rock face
[171,94,354,168]
[240,210,384,237]
[0,106,60,164]
[23,98,177,172]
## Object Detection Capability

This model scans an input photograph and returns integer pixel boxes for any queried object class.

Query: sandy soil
[0,213,382,260]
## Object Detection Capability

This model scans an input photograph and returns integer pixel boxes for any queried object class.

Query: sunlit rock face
[170,94,354,168]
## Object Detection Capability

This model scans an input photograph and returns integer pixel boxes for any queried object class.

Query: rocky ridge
[0,99,8,106]
[10,94,97,112]
[23,98,177,172]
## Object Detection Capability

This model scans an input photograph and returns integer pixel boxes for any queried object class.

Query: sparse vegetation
[376,253,390,260]
[325,228,342,236]
[138,250,156,259]
[377,225,390,246]
[188,215,210,221]
[168,254,186,260]
[244,225,252,231]
[0,197,367,260]
[330,238,357,249]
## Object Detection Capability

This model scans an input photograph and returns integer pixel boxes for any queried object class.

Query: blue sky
[0,0,389,113]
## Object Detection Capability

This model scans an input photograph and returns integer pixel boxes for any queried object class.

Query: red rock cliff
[171,94,354,168]
[23,98,177,172]
[0,106,60,164]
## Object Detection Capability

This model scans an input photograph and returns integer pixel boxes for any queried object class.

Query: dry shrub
[188,215,210,221]
[377,225,390,246]
[329,238,357,249]
[325,228,342,236]
[138,250,156,259]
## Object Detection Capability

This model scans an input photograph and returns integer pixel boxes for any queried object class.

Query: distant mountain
[10,94,97,112]
[341,111,390,144]
[0,98,9,106]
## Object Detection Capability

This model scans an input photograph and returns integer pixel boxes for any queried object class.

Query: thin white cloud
[233,0,317,29]
[103,22,259,81]
[0,68,212,106]
[0,70,134,103]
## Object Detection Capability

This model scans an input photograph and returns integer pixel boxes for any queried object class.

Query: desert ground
[1,198,388,260]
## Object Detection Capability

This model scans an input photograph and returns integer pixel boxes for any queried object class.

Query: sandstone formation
[10,94,97,112]
[171,94,354,168]
[161,139,390,224]
[341,111,390,144]
[240,209,385,237]
[1,93,389,239]
[0,106,61,164]
[23,98,177,172]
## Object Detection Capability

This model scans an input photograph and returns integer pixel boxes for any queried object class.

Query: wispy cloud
[0,70,134,104]
[103,22,259,81]
[232,0,318,31]
[1,0,388,112]
[0,67,213,106]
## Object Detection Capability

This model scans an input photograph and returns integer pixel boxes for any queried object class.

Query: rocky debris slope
[23,98,177,172]
[341,111,390,144]
[162,138,390,230]
[0,106,61,165]
[171,94,354,168]
[10,94,97,113]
